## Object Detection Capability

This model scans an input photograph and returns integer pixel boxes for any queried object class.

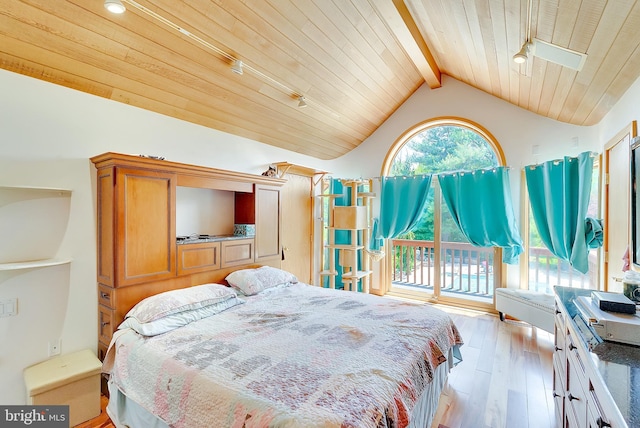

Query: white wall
[1,66,636,405]
[0,68,330,404]
[331,75,600,177]
[598,73,640,142]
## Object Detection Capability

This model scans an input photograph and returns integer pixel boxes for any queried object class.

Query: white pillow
[119,296,244,336]
[225,266,298,296]
[124,283,237,324]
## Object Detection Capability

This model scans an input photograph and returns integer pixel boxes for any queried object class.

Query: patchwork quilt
[104,284,463,428]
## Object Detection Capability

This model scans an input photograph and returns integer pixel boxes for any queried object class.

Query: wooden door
[280,173,312,283]
[604,122,636,292]
[115,167,176,286]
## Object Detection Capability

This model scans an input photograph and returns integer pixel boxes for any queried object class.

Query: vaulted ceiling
[2,1,640,159]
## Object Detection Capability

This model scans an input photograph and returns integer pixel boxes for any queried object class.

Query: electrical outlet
[48,338,61,357]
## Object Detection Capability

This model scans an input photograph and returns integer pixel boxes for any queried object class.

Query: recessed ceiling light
[104,0,126,14]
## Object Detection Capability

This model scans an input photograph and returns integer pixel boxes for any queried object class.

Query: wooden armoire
[91,153,285,363]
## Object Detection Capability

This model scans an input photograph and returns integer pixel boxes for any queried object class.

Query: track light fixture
[513,42,530,64]
[103,0,336,115]
[104,0,126,14]
[514,0,532,64]
[231,59,244,75]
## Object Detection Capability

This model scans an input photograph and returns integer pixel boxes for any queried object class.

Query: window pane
[440,198,496,300]
[388,122,501,303]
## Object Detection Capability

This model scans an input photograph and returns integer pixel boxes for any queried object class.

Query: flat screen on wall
[631,137,640,267]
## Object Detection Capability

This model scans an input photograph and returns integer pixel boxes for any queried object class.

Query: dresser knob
[101,321,110,327]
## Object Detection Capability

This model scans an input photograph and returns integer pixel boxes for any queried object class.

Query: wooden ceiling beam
[381,0,441,89]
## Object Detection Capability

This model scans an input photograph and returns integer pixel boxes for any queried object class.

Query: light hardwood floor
[79,304,556,428]
[430,304,556,428]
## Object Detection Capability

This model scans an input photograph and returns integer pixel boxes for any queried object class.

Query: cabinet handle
[552,392,562,398]
[568,393,579,401]
[101,320,110,327]
[555,309,561,315]
[555,346,563,352]
[569,343,577,351]
[597,417,611,427]
[100,291,109,299]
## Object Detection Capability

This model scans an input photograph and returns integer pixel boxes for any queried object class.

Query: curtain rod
[525,151,599,170]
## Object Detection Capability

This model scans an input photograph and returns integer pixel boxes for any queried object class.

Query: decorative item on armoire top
[234,224,255,237]
[261,166,277,177]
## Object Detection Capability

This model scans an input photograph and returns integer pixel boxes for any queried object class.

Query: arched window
[381,117,506,311]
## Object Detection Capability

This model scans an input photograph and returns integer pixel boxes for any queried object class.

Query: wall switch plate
[48,338,61,357]
[0,298,17,317]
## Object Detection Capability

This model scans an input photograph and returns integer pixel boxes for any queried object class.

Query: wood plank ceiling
[1,0,640,160]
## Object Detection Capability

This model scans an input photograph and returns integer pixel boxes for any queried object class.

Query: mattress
[103,283,463,428]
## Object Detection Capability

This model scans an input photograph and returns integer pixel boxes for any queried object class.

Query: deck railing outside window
[391,239,596,297]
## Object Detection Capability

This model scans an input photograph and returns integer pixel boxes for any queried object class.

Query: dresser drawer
[566,337,587,427]
[98,284,115,308]
[98,304,114,347]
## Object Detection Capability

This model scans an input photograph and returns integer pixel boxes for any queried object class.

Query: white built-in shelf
[0,185,72,208]
[0,185,72,194]
[1,186,73,269]
[0,258,73,271]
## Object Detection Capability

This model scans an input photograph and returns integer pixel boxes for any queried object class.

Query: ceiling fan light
[104,0,126,14]
[231,59,243,75]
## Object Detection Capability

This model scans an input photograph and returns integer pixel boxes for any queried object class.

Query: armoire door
[115,167,176,286]
[280,173,313,283]
[254,184,282,263]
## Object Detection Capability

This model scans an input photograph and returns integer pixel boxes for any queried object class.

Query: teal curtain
[525,151,600,274]
[438,167,523,264]
[371,175,433,251]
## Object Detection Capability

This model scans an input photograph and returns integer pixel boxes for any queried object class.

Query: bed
[102,266,463,428]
